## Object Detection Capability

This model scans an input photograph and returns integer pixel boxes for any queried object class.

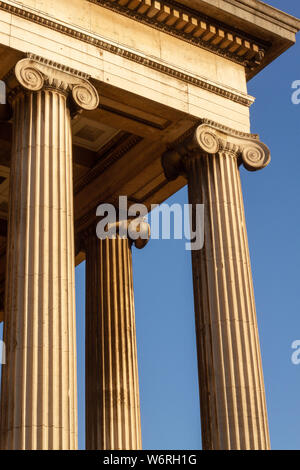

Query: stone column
[0,55,99,450]
[162,120,271,450]
[85,219,150,450]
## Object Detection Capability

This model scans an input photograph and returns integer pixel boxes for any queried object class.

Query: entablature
[87,0,300,79]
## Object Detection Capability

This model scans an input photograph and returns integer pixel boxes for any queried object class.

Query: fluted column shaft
[0,89,77,449]
[187,150,269,450]
[85,231,145,450]
[0,55,99,450]
[162,121,271,450]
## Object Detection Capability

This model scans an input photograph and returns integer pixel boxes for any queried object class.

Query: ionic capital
[6,54,99,113]
[107,219,151,250]
[162,120,271,180]
[84,218,151,251]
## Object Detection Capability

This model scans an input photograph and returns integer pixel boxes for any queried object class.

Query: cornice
[223,0,300,33]
[0,0,254,107]
[88,0,267,70]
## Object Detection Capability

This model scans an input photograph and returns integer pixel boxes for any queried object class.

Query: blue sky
[1,0,300,451]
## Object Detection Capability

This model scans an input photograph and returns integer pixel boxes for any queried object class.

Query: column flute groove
[162,120,271,450]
